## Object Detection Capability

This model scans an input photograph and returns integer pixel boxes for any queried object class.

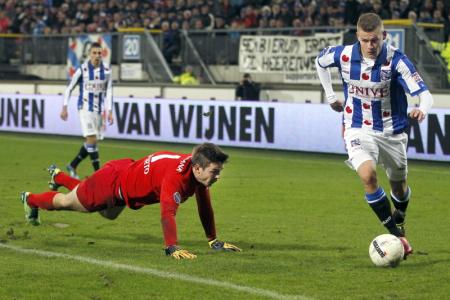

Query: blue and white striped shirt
[316,42,428,135]
[64,60,113,114]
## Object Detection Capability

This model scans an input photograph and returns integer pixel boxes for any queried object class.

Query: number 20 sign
[123,35,141,60]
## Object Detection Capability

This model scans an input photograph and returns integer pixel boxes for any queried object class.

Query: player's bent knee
[357,161,378,187]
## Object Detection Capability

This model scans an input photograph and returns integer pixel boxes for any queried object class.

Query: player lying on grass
[20,143,241,259]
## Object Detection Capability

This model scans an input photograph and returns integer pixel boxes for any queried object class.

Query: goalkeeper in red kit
[20,143,241,259]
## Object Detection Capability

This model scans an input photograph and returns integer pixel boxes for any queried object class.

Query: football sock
[54,172,80,191]
[391,186,411,223]
[70,144,89,169]
[366,187,403,237]
[28,191,58,210]
[85,143,100,170]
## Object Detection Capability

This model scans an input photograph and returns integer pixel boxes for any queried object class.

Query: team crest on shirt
[173,192,181,204]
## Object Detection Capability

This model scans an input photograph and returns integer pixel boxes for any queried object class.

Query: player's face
[193,162,223,187]
[90,47,103,66]
[357,26,385,59]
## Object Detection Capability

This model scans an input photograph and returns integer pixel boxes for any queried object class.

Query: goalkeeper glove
[165,245,197,260]
[208,239,241,252]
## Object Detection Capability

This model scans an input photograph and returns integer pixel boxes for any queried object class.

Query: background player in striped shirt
[20,143,241,259]
[62,42,114,179]
[315,13,434,258]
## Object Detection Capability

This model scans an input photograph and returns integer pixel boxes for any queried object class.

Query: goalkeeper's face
[193,162,223,187]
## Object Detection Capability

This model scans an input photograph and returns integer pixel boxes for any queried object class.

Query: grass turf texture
[0,132,449,299]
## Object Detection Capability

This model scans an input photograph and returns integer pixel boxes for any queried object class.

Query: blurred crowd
[0,0,449,35]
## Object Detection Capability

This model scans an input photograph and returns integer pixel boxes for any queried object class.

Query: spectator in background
[418,10,433,23]
[398,0,411,19]
[235,73,260,101]
[315,6,329,26]
[291,18,305,36]
[430,33,450,83]
[213,0,236,24]
[260,5,272,21]
[200,4,215,30]
[173,65,199,85]
[241,5,257,28]
[431,9,445,24]
[0,11,11,33]
[445,11,450,38]
[372,0,390,20]
[408,10,417,24]
[162,21,181,65]
[214,15,227,30]
[279,4,293,27]
[344,0,360,25]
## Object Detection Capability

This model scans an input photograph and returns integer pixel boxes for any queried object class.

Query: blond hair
[357,13,383,32]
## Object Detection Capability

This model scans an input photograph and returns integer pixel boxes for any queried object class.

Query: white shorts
[78,109,104,140]
[344,128,408,181]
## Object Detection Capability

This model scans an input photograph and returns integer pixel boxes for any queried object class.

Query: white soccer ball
[369,234,404,267]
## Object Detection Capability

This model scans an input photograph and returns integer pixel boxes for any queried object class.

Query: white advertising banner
[238,33,343,84]
[0,94,449,161]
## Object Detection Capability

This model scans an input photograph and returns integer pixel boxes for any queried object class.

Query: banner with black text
[0,94,448,161]
[238,33,343,84]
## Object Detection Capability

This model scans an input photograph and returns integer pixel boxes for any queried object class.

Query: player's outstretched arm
[165,245,197,259]
[209,238,241,252]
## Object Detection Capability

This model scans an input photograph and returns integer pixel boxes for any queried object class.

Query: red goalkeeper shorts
[76,159,133,211]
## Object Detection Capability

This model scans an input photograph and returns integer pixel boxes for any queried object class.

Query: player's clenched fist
[165,245,197,260]
[208,238,241,252]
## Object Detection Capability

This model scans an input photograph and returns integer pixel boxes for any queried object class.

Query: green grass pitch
[0,132,449,299]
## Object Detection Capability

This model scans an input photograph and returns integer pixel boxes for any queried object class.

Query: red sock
[28,192,58,210]
[55,172,80,191]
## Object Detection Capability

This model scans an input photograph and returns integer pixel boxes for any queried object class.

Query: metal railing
[0,24,447,88]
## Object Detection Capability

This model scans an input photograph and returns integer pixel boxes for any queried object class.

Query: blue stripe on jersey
[332,46,344,69]
[100,63,105,80]
[98,92,103,114]
[389,80,409,134]
[99,64,105,114]
[371,100,383,131]
[88,62,94,112]
[77,68,83,109]
[350,43,361,80]
[351,98,362,128]
[390,51,413,133]
[371,44,387,82]
[343,81,348,104]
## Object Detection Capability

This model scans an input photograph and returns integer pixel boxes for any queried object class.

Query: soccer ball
[369,234,404,267]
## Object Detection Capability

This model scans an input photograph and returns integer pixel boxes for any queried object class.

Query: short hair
[90,42,102,50]
[357,13,383,32]
[243,73,251,79]
[191,143,228,168]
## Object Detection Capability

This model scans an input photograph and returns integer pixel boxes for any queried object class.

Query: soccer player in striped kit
[315,13,434,259]
[61,42,114,179]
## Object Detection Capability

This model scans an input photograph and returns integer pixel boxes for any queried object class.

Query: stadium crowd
[0,0,448,35]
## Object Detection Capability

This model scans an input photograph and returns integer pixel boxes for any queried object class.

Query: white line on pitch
[0,243,310,300]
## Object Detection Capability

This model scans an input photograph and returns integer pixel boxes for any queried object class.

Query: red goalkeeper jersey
[117,151,216,246]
